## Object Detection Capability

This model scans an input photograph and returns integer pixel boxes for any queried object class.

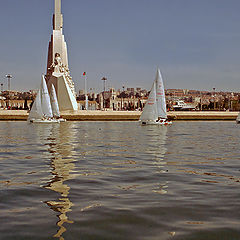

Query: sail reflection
[35,123,77,240]
[145,126,168,162]
[145,126,168,194]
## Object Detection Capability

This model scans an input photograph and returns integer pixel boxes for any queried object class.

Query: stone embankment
[0,109,238,121]
[0,110,28,121]
[168,111,239,121]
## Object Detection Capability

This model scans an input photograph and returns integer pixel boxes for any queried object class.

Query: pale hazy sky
[0,0,240,92]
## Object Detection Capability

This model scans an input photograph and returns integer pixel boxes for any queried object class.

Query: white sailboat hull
[30,118,60,123]
[57,118,66,122]
[140,119,172,126]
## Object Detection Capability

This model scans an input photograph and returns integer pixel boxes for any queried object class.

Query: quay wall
[168,111,239,121]
[0,110,238,121]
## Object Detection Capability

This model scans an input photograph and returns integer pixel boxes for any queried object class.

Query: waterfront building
[77,100,98,110]
[0,99,32,110]
[0,85,239,111]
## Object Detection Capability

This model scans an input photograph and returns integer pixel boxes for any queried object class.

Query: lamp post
[6,74,12,91]
[101,77,107,110]
[213,87,216,110]
[83,72,88,110]
[122,85,125,110]
[200,91,202,111]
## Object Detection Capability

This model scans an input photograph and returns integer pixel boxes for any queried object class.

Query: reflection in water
[35,123,77,240]
[145,126,168,194]
[146,126,168,164]
[1,122,240,239]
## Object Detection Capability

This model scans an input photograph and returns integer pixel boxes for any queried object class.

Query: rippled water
[0,121,240,240]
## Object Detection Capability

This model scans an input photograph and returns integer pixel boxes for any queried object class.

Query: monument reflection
[36,123,77,240]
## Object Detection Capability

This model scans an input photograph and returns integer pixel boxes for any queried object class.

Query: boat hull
[30,119,60,123]
[140,119,172,126]
[57,118,66,122]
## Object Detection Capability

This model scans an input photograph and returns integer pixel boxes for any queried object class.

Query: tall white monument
[46,0,78,111]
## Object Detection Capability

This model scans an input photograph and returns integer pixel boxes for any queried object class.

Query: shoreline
[0,110,238,121]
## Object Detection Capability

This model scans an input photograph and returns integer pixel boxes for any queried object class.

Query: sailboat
[140,68,172,125]
[50,84,66,122]
[28,76,59,123]
[236,112,240,124]
[28,89,44,122]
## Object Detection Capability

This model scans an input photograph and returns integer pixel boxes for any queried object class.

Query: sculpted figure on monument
[48,53,76,97]
[49,53,64,74]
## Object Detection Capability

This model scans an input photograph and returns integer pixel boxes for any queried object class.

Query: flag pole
[84,72,88,110]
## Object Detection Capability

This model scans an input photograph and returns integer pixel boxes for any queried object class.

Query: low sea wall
[168,111,239,121]
[61,110,141,121]
[0,110,28,121]
[0,110,238,121]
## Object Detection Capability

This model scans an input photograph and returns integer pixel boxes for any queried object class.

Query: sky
[0,0,240,93]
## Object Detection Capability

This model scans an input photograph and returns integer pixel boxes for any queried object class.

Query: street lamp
[101,77,107,109]
[122,85,125,110]
[213,87,216,110]
[83,72,88,110]
[6,74,13,91]
[200,91,202,111]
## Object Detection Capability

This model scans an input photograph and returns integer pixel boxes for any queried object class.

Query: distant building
[136,87,141,92]
[77,100,98,110]
[79,90,84,96]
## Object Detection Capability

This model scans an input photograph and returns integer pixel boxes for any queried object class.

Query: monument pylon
[45,0,78,111]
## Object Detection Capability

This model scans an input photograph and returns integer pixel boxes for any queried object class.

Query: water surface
[0,121,239,240]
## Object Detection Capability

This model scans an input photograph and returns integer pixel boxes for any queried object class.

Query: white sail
[41,75,53,118]
[28,89,43,121]
[156,68,167,119]
[140,80,158,122]
[50,84,60,118]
